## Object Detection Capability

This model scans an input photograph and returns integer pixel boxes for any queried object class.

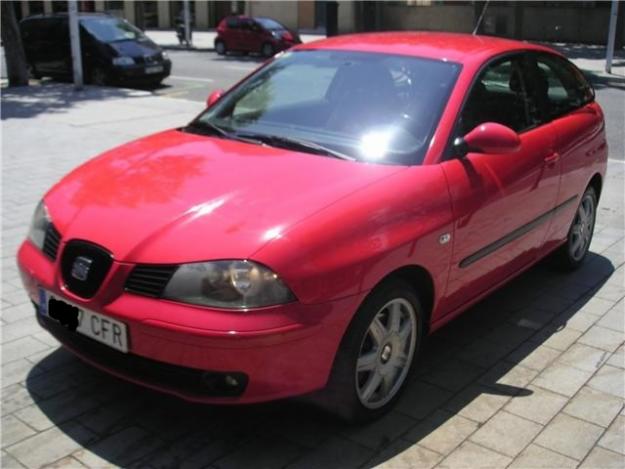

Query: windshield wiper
[235,132,355,161]
[185,121,265,146]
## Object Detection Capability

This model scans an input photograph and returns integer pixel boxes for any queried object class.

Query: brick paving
[1,78,624,468]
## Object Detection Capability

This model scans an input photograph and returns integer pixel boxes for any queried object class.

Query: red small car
[18,33,606,421]
[215,15,301,57]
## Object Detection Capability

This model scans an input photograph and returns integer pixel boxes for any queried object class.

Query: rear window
[226,17,239,29]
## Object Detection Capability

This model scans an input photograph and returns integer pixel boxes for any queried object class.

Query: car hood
[109,38,161,58]
[46,129,403,264]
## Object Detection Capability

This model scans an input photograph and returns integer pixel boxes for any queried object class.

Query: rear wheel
[319,279,423,422]
[90,67,109,86]
[215,40,226,56]
[554,186,597,270]
[27,63,42,80]
[261,42,274,58]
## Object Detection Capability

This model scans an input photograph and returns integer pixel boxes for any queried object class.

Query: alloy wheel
[569,193,595,262]
[355,298,417,409]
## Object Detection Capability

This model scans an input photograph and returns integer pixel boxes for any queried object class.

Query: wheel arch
[372,264,435,331]
[588,172,603,200]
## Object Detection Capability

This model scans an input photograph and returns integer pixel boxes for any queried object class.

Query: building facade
[13,1,625,46]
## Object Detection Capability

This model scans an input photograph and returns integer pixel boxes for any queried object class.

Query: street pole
[183,0,191,47]
[606,0,618,74]
[68,0,83,89]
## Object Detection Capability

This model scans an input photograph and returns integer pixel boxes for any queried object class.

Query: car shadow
[25,252,616,468]
[0,82,162,120]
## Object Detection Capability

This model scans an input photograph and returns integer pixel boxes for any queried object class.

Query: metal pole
[68,0,83,89]
[606,0,619,74]
[183,0,191,47]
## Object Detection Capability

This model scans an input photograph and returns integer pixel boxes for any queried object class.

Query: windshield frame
[190,49,462,166]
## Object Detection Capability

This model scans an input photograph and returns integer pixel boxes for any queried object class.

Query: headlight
[161,51,168,59]
[112,56,134,66]
[28,201,50,250]
[163,260,295,309]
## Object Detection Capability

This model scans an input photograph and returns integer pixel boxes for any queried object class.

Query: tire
[318,278,424,423]
[90,67,108,86]
[554,186,597,270]
[27,63,42,80]
[215,40,226,56]
[261,42,274,58]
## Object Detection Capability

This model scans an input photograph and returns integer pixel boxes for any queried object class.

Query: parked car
[215,15,301,57]
[20,13,171,86]
[18,32,606,422]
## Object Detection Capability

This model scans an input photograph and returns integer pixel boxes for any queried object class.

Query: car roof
[21,12,114,22]
[295,31,560,65]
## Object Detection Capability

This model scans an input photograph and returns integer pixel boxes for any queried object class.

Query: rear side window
[525,53,594,122]
[460,57,531,134]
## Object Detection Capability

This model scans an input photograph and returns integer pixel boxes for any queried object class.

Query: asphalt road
[152,49,263,102]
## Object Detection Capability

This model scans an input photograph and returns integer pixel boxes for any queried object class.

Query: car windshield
[81,17,146,43]
[255,18,285,30]
[193,50,460,165]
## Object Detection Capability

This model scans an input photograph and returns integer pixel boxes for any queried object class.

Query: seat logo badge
[439,233,451,245]
[71,256,93,281]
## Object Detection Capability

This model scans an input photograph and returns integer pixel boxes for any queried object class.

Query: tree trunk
[1,1,29,87]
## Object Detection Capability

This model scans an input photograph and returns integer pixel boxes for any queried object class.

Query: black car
[20,13,171,86]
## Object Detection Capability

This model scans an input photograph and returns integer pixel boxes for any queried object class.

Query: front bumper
[18,240,362,403]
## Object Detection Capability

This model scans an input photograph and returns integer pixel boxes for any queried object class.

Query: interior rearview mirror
[206,89,224,108]
[455,122,521,156]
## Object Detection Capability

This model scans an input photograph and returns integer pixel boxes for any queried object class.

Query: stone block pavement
[1,77,624,466]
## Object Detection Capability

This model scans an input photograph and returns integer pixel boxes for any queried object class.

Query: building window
[28,1,44,15]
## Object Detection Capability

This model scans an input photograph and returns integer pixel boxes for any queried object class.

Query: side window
[460,57,530,135]
[529,54,594,121]
[226,17,239,29]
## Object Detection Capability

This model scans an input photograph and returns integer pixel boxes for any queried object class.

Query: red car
[215,15,301,57]
[18,32,606,421]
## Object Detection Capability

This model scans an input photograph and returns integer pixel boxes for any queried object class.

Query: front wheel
[554,186,597,270]
[319,279,423,422]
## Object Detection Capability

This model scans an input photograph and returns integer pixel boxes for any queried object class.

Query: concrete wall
[338,0,356,34]
[247,1,299,30]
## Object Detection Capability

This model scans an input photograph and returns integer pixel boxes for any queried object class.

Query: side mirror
[206,89,224,108]
[455,122,521,156]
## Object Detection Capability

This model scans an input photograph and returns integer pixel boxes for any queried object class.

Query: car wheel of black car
[215,40,226,56]
[319,278,424,422]
[555,186,598,270]
[261,42,274,58]
[90,67,109,86]
[27,63,42,80]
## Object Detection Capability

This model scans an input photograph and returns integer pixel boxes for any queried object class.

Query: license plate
[39,290,128,353]
[145,65,163,74]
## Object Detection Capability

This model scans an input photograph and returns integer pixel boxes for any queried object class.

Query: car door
[238,19,257,52]
[526,53,605,253]
[439,54,561,314]
[48,18,72,76]
[224,17,242,50]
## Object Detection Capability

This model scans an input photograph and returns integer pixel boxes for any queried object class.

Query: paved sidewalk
[1,79,624,469]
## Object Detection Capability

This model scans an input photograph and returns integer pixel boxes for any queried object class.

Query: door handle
[544,152,560,164]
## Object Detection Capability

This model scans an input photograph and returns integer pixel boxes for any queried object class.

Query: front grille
[61,240,113,298]
[37,311,248,398]
[125,264,178,298]
[42,224,61,260]
[135,53,162,65]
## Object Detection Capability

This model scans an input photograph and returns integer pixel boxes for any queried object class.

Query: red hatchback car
[18,33,607,421]
[215,15,301,57]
